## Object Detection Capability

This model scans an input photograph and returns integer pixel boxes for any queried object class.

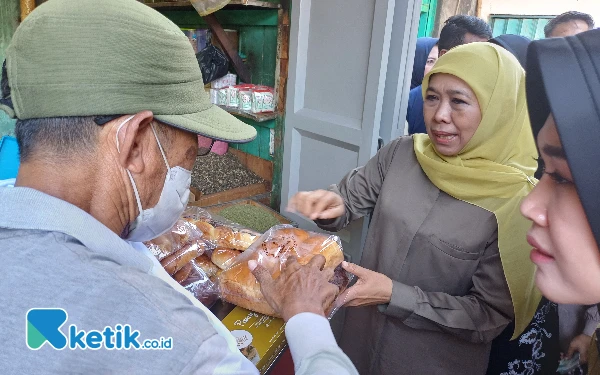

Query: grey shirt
[0,186,357,375]
[317,137,514,375]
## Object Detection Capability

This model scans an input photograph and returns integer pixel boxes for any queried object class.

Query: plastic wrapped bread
[218,225,347,316]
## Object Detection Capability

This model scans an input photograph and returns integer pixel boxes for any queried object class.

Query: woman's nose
[433,101,451,124]
[521,177,549,227]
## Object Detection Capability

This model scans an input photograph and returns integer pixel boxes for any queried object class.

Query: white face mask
[116,116,192,242]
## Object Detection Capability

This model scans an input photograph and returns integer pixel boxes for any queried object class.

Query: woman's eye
[451,98,467,105]
[545,171,572,185]
[425,94,438,101]
[426,59,435,65]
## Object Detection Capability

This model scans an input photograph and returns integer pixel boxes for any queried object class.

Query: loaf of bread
[173,262,193,284]
[145,234,174,260]
[192,220,258,251]
[160,243,205,275]
[211,248,242,270]
[219,227,344,316]
[194,254,221,278]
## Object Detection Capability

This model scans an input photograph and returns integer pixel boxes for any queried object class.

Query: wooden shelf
[142,0,281,10]
[188,182,270,207]
[218,105,278,122]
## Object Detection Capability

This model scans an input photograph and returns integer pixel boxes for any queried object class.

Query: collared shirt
[0,187,357,375]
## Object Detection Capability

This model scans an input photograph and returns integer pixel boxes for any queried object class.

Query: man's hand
[334,262,393,308]
[249,255,339,322]
[566,333,592,364]
[287,190,345,220]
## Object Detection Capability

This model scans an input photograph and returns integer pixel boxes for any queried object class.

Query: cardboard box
[222,306,287,374]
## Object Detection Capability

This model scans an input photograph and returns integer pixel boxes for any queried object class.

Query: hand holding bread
[249,255,339,321]
[218,226,346,316]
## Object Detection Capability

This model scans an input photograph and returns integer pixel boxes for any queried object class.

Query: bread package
[192,220,258,250]
[181,262,220,308]
[194,254,221,279]
[218,225,347,316]
[181,206,260,251]
[145,232,175,260]
[211,248,243,270]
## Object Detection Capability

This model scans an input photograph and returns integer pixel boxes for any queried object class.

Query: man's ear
[114,111,155,174]
[439,49,448,57]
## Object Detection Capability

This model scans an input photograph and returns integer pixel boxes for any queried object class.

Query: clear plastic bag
[181,262,221,308]
[186,220,259,252]
[181,205,260,251]
[145,219,214,274]
[145,231,176,261]
[160,240,210,276]
[181,206,213,223]
[218,224,353,318]
[143,216,221,308]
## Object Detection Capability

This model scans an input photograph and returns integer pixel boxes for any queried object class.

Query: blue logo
[26,308,68,350]
[26,308,172,350]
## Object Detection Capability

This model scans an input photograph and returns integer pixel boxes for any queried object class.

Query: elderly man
[545,11,595,38]
[0,0,357,374]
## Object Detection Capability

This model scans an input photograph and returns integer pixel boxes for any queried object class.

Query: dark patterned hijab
[526,28,600,248]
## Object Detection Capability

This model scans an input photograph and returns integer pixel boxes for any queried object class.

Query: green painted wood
[417,0,437,37]
[162,9,278,27]
[270,2,288,210]
[521,19,537,39]
[239,117,276,129]
[0,0,18,137]
[259,27,277,85]
[239,26,277,86]
[417,12,427,37]
[505,18,522,35]
[492,18,507,36]
[425,0,437,37]
[535,19,550,39]
[491,16,553,40]
[270,112,284,209]
[232,125,273,161]
[163,8,278,160]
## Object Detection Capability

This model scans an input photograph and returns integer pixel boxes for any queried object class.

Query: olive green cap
[0,0,256,143]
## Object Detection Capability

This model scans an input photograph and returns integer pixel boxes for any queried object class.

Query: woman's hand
[287,190,345,220]
[335,261,393,308]
[565,333,592,364]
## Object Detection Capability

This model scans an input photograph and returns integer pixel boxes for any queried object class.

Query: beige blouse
[318,137,514,375]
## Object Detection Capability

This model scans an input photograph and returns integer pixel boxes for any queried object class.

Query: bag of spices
[251,91,264,113]
[228,86,240,108]
[238,87,253,112]
[218,88,228,106]
[260,90,275,113]
[210,88,219,105]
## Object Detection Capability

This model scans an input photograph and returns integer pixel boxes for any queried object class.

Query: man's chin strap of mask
[116,115,192,242]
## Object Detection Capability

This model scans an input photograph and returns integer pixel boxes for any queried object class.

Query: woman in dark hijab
[522,28,600,374]
[410,37,439,90]
[489,34,531,68]
[484,32,563,375]
[406,38,439,134]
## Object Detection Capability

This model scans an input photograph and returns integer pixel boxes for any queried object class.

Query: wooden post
[271,0,290,210]
[20,0,35,21]
[203,13,252,83]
